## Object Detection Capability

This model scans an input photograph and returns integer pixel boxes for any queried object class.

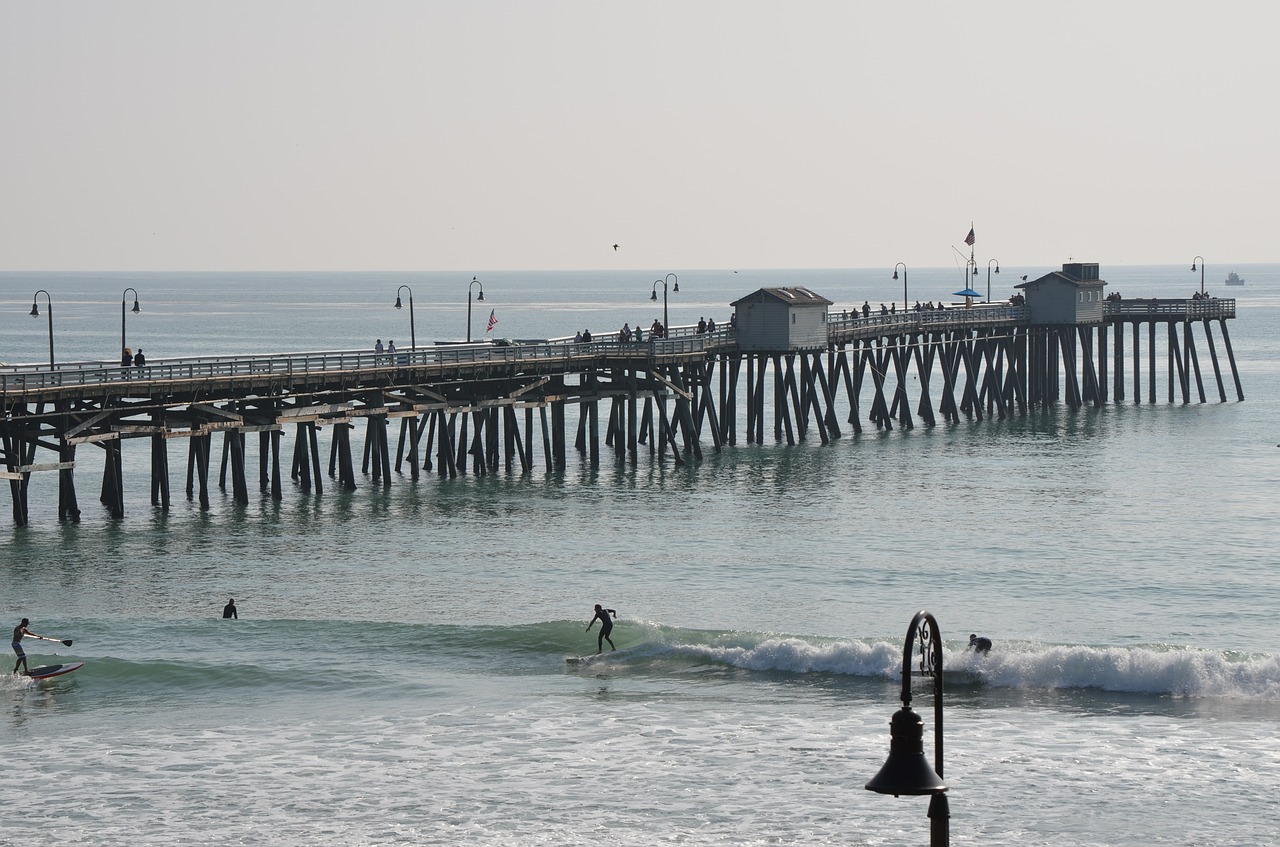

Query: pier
[1,288,1241,527]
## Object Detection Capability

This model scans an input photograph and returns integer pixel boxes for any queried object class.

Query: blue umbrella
[952,288,983,298]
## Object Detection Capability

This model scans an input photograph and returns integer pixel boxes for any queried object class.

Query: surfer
[969,633,992,654]
[11,619,42,675]
[587,605,618,654]
[223,598,238,619]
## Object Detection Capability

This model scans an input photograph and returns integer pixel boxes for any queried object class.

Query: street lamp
[121,287,141,359]
[866,610,950,847]
[394,285,416,351]
[30,289,54,369]
[892,263,907,310]
[467,276,484,343]
[650,273,679,336]
[1191,256,1205,295]
[987,259,1000,302]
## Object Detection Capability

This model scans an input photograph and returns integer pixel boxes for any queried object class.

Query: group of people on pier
[120,347,146,371]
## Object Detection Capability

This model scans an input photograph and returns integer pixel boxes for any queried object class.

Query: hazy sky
[2,2,1275,272]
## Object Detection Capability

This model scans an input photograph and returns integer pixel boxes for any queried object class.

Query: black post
[866,610,950,847]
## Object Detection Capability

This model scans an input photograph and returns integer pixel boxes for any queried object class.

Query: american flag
[964,227,976,246]
[486,309,498,332]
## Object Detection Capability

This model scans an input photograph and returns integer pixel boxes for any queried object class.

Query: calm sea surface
[2,265,1279,846]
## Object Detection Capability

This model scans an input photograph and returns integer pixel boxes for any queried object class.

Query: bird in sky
[613,244,619,251]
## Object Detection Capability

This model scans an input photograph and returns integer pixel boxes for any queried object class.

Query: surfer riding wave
[587,605,618,654]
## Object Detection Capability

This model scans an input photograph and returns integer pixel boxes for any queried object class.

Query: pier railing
[0,326,738,393]
[0,298,1237,394]
[1104,298,1236,319]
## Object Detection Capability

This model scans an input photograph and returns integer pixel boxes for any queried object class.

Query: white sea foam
[670,635,1280,699]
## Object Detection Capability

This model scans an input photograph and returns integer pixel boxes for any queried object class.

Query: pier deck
[1,298,1241,526]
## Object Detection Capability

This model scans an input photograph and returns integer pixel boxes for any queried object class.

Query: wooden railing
[1104,298,1236,319]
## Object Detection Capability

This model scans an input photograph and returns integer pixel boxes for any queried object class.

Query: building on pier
[731,287,832,352]
[1016,262,1108,324]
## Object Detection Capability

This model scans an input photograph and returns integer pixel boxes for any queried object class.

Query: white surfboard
[26,661,84,680]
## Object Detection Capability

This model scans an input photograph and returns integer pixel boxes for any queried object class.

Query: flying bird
[613,244,619,251]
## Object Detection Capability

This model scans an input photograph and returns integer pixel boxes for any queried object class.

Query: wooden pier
[0,296,1241,527]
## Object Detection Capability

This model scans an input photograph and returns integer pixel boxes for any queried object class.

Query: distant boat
[1225,271,1245,286]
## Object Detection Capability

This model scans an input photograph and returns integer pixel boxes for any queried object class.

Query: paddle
[40,635,73,647]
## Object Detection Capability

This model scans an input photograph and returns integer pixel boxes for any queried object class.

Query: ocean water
[2,265,1279,846]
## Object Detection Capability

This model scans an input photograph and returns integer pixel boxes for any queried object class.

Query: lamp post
[467,277,484,343]
[650,273,679,335]
[394,285,416,351]
[121,287,141,359]
[866,610,950,847]
[892,263,907,310]
[30,289,54,369]
[1191,256,1205,295]
[986,259,1000,302]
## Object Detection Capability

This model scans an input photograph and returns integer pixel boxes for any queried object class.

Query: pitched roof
[731,287,833,307]
[1015,271,1106,290]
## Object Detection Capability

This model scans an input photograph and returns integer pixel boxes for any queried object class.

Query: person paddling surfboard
[11,619,72,676]
[586,604,618,654]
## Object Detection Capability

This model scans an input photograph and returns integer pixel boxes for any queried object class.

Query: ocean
[2,265,1278,846]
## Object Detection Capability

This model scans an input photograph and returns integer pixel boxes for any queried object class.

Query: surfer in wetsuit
[11,619,42,675]
[969,633,992,654]
[587,605,617,654]
[223,598,238,619]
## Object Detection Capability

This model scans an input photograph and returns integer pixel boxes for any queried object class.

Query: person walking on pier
[587,604,617,654]
[223,598,238,619]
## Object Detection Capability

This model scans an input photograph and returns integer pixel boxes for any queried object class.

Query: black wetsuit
[588,608,616,652]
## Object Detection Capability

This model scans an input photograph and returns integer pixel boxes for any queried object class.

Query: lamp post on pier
[866,609,950,847]
[986,259,1000,302]
[466,277,484,343]
[1191,256,1205,295]
[30,289,55,369]
[394,285,416,351]
[650,273,678,336]
[892,263,907,310]
[121,287,141,359]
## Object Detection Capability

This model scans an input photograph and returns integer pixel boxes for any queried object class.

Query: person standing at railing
[133,349,146,368]
[121,347,133,378]
[862,301,871,317]
[634,324,643,342]
[707,317,716,333]
[582,329,592,343]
